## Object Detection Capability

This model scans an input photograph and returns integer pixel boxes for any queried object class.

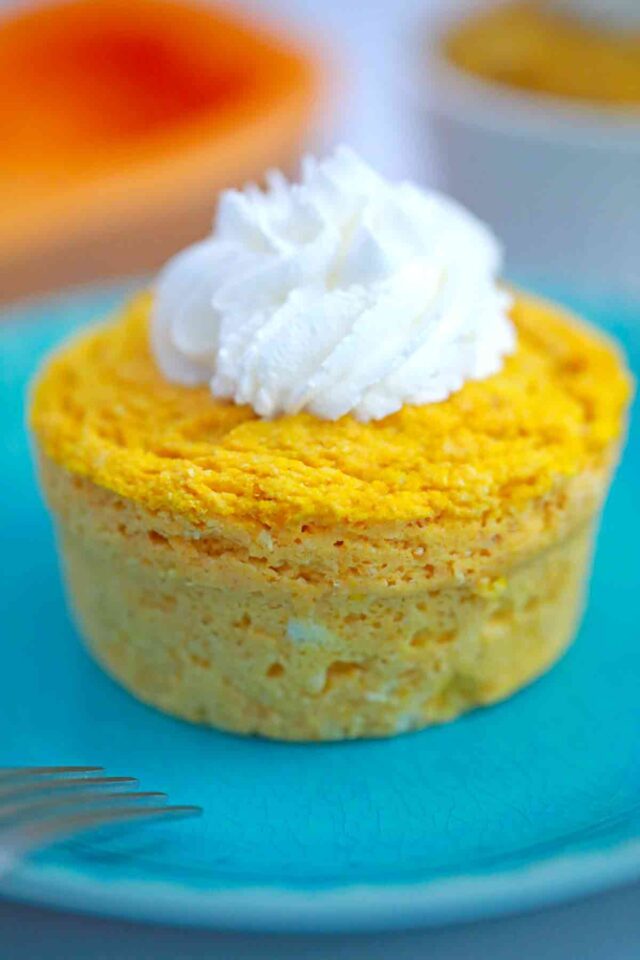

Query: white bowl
[412,2,640,298]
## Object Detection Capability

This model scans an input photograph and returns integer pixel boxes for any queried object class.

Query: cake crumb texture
[55,492,595,740]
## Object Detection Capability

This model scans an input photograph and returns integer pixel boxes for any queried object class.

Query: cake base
[45,466,597,741]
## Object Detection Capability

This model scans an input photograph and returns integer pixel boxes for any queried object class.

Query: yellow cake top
[30,291,631,529]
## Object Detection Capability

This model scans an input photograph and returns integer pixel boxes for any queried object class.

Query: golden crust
[39,454,613,593]
[30,290,631,532]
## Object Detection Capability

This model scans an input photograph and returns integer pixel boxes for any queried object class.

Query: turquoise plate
[0,287,638,932]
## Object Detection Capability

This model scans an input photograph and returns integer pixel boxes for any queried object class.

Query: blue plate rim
[2,835,640,932]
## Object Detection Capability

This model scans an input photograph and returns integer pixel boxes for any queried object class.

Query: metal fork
[0,766,201,877]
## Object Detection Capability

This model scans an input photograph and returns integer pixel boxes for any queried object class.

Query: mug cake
[30,149,632,740]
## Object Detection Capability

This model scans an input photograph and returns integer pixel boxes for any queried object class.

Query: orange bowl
[0,0,325,302]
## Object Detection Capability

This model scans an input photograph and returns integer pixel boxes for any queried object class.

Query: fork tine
[0,791,168,824]
[0,767,104,784]
[0,776,137,805]
[1,805,201,867]
[0,770,201,879]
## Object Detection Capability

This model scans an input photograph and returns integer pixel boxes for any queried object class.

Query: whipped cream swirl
[545,0,640,31]
[152,147,514,422]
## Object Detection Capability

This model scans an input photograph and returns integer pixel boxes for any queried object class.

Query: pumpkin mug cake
[31,149,631,741]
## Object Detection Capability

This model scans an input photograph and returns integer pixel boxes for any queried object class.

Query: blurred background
[2,0,638,306]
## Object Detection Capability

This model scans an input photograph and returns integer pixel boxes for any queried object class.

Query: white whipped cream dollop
[545,0,640,31]
[152,147,514,422]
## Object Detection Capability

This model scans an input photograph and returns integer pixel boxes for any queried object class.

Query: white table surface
[2,0,638,955]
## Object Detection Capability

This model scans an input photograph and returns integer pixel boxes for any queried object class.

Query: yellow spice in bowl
[30,291,631,740]
[445,2,640,108]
